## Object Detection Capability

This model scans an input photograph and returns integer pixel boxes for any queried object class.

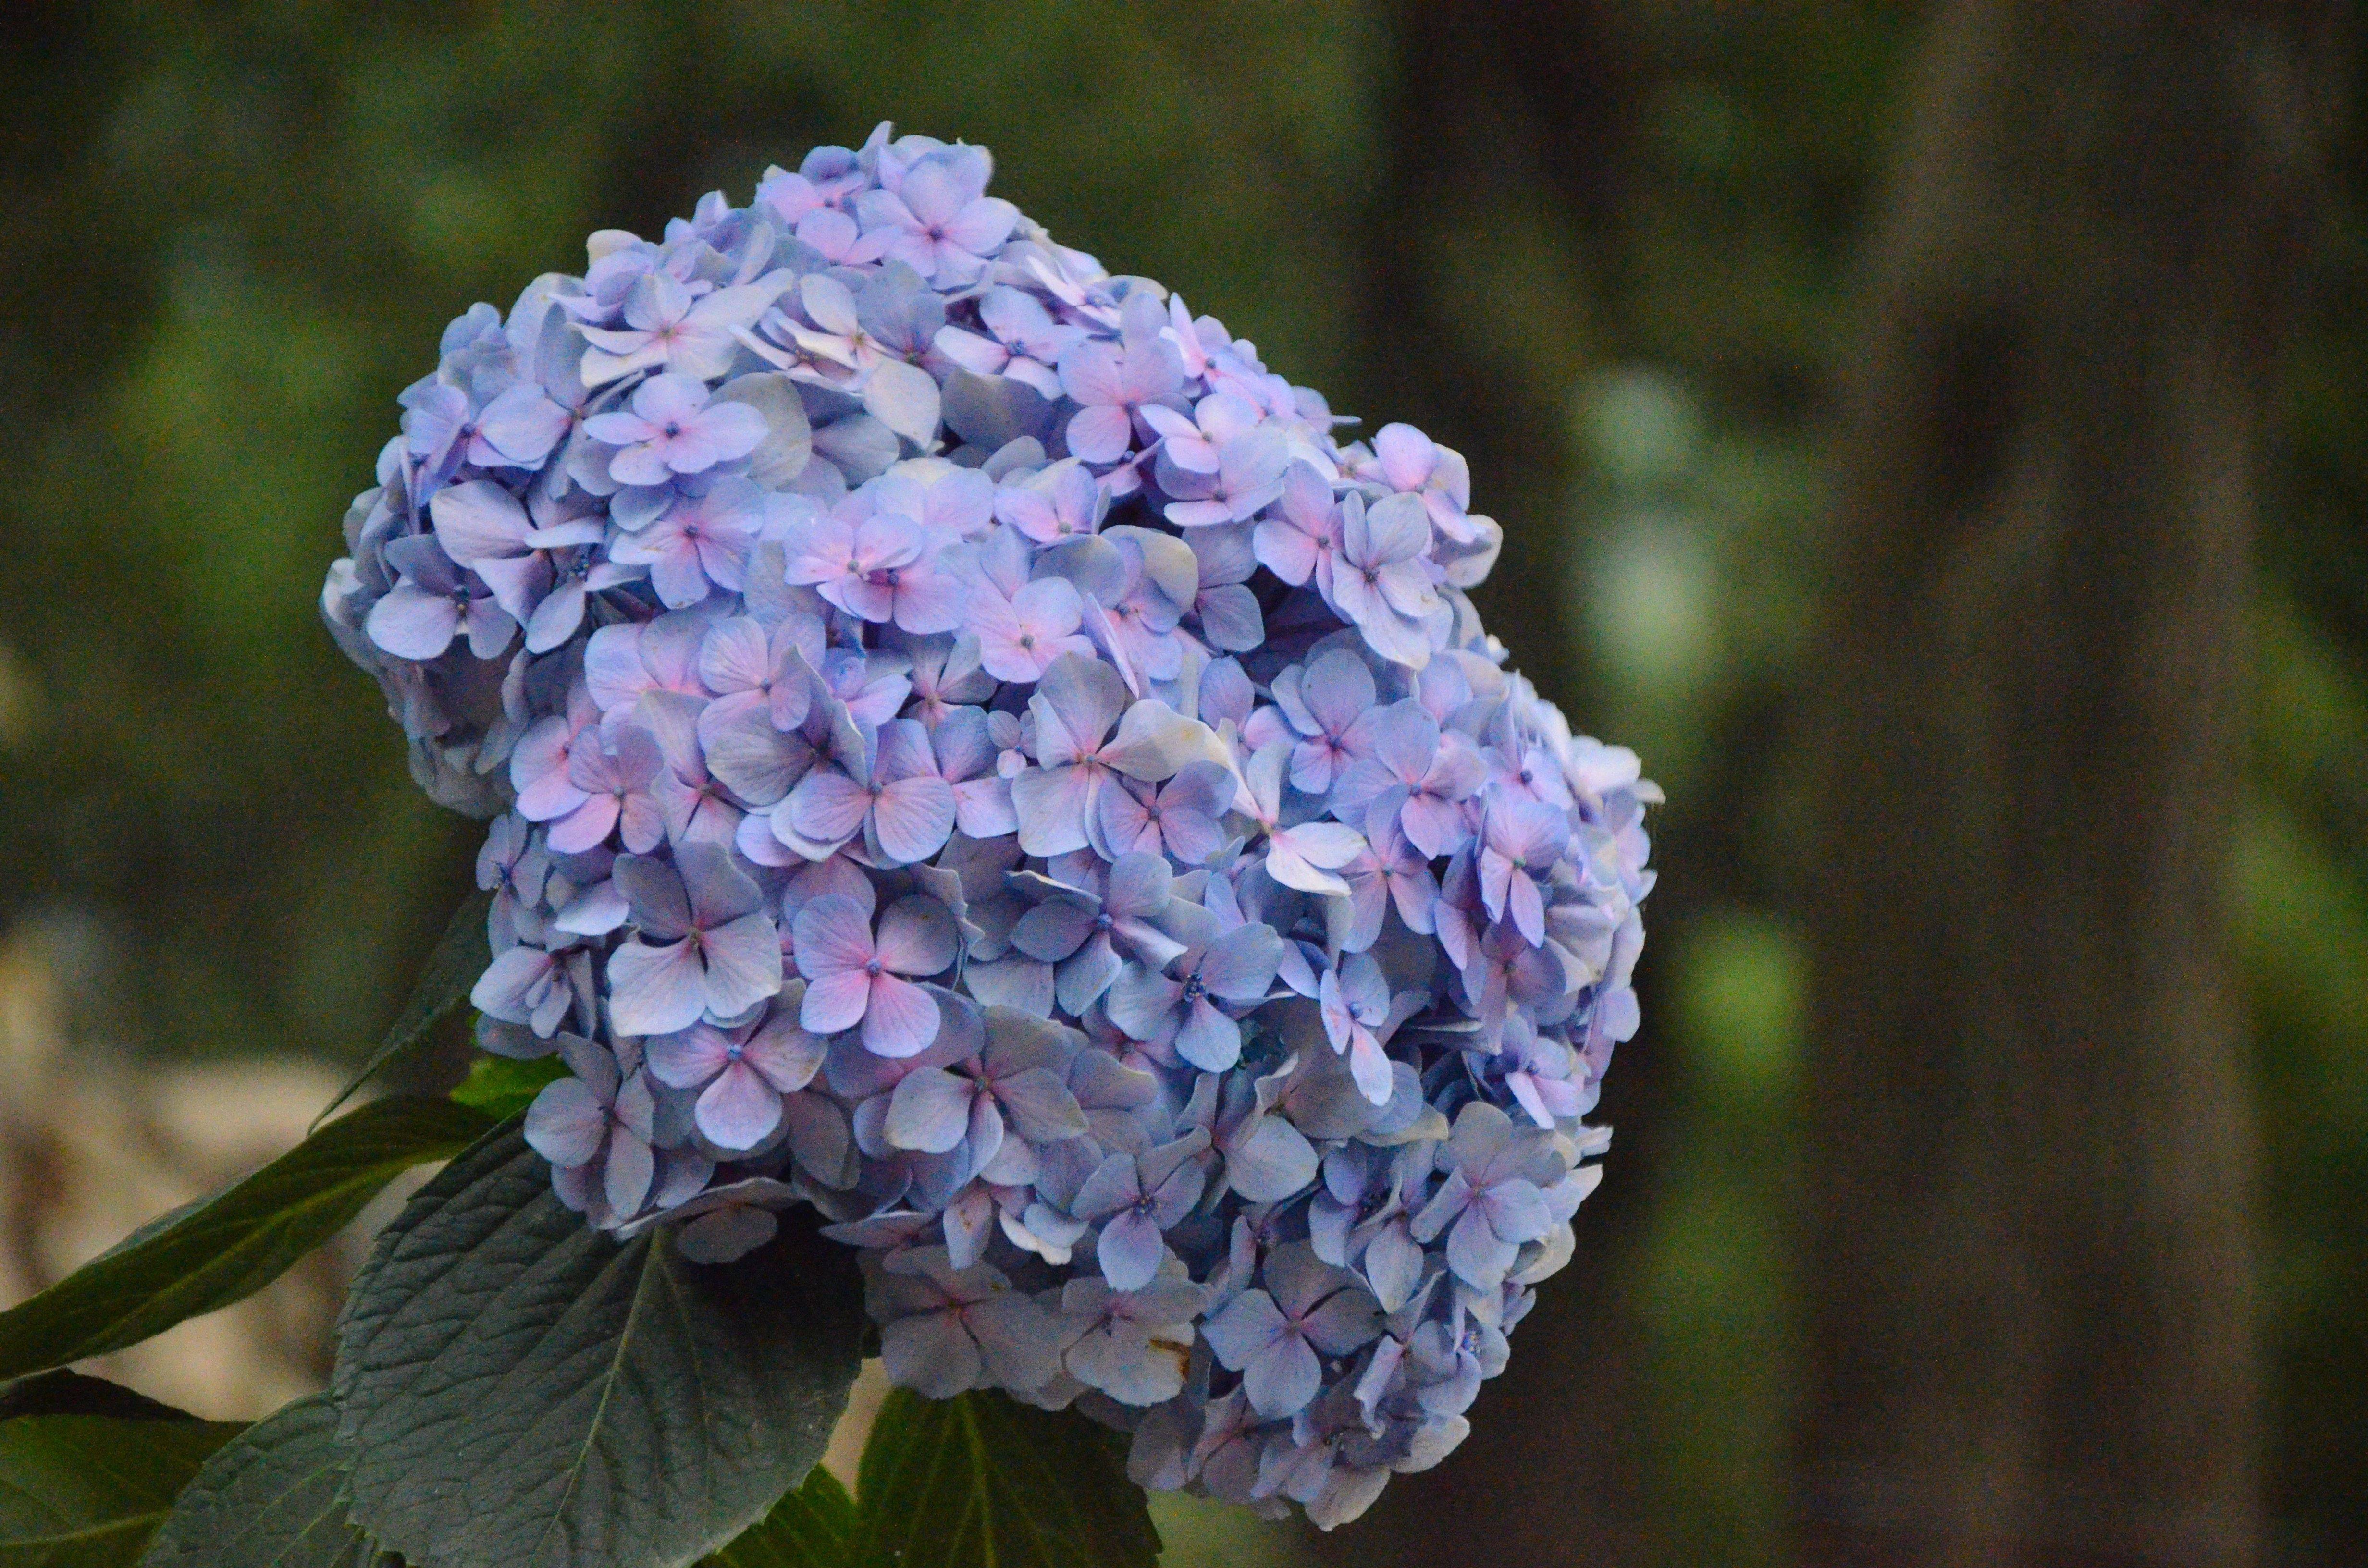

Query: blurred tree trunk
[1310,2,1664,1562]
[1800,4,2344,1566]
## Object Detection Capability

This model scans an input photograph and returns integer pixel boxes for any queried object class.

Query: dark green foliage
[139,1395,391,1568]
[701,1467,857,1568]
[0,1373,201,1425]
[447,1052,568,1121]
[314,888,494,1127]
[333,1127,864,1568]
[0,1376,241,1568]
[0,1096,495,1382]
[848,1391,1160,1568]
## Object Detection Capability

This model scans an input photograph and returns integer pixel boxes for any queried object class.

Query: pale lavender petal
[523,1078,605,1168]
[698,911,785,1017]
[886,1066,976,1154]
[1097,1209,1165,1292]
[870,775,958,865]
[698,1062,786,1150]
[801,969,873,1034]
[794,894,878,979]
[862,974,942,1058]
[606,936,708,1036]
[876,895,959,976]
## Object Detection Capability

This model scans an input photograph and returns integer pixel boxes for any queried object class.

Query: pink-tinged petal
[1059,340,1124,406]
[1033,653,1130,763]
[1266,837,1349,897]
[604,1131,655,1218]
[478,385,570,464]
[1013,575,1084,633]
[941,196,1019,255]
[1349,1032,1395,1106]
[952,776,1018,839]
[697,401,769,462]
[871,775,958,865]
[547,794,621,854]
[1400,794,1468,860]
[607,935,709,1036]
[1010,897,1098,964]
[515,757,592,824]
[1093,783,1159,858]
[800,969,873,1035]
[1065,404,1133,465]
[644,1024,731,1089]
[472,553,552,628]
[793,894,878,978]
[890,568,964,635]
[862,974,942,1058]
[1373,422,1434,489]
[1356,490,1433,563]
[698,617,772,695]
[617,795,667,856]
[523,578,588,654]
[647,539,712,610]
[629,370,706,423]
[870,719,938,784]
[885,1066,976,1154]
[524,1078,606,1169]
[470,946,553,1024]
[608,443,677,489]
[789,768,875,846]
[699,912,785,1017]
[1162,499,1232,529]
[1010,764,1096,857]
[744,1012,827,1093]
[1254,518,1317,585]
[876,894,960,976]
[430,480,532,564]
[1509,873,1546,947]
[365,585,462,660]
[697,1062,785,1150]
[823,575,897,623]
[1173,998,1242,1072]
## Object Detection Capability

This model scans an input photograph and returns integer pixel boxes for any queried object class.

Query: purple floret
[320,122,1656,1531]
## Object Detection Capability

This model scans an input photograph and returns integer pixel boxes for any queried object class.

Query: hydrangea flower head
[323,123,1657,1530]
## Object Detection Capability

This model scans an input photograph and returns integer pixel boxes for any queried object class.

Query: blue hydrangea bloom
[323,123,1658,1530]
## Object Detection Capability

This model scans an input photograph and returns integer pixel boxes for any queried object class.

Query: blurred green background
[0,3,2359,1564]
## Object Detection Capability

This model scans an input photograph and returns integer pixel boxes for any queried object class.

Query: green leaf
[449,1053,568,1122]
[333,1126,865,1568]
[313,887,494,1128]
[0,1097,496,1383]
[140,1395,392,1568]
[0,1384,242,1568]
[701,1467,857,1568]
[0,1374,198,1426]
[848,1391,1162,1568]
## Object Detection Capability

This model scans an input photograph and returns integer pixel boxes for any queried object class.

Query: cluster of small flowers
[321,125,1654,1528]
